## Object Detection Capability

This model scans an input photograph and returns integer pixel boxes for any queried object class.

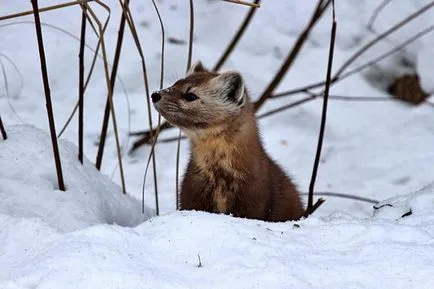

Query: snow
[1,0,434,288]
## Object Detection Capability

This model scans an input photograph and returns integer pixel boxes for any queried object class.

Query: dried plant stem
[78,5,87,164]
[301,192,378,204]
[116,0,160,214]
[213,0,260,71]
[222,0,260,8]
[95,0,129,170]
[139,0,166,214]
[175,0,195,209]
[30,0,66,191]
[0,114,7,140]
[336,1,434,77]
[84,1,127,194]
[305,0,337,217]
[367,0,393,31]
[0,0,94,21]
[57,19,110,138]
[272,2,434,100]
[254,0,331,111]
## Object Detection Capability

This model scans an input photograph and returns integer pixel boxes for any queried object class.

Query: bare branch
[213,0,261,71]
[30,0,66,191]
[222,0,260,8]
[78,4,87,164]
[0,114,7,140]
[254,0,331,111]
[367,0,393,31]
[305,0,337,217]
[0,0,94,21]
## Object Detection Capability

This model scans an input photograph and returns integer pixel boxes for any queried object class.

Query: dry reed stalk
[304,0,337,217]
[0,0,94,21]
[273,1,434,99]
[58,17,109,138]
[78,4,87,164]
[30,0,66,191]
[95,0,129,170]
[222,0,260,8]
[82,1,127,194]
[253,0,331,111]
[367,0,394,31]
[175,0,195,210]
[139,0,166,214]
[0,114,7,140]
[116,0,161,214]
[213,0,260,71]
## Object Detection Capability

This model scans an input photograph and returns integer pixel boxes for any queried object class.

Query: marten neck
[187,113,262,178]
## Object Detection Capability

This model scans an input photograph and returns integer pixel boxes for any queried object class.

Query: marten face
[152,61,246,131]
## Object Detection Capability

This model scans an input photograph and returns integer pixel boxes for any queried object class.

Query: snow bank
[1,207,434,289]
[0,125,151,232]
[0,127,433,288]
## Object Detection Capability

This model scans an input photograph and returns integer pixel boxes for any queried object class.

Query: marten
[151,61,304,221]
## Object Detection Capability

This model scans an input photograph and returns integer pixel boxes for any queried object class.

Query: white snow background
[1,0,434,288]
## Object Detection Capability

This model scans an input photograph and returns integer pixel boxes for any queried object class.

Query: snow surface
[1,0,434,288]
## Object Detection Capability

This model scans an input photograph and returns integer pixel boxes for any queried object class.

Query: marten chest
[192,145,244,214]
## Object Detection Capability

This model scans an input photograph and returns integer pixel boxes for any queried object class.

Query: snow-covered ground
[1,1,434,288]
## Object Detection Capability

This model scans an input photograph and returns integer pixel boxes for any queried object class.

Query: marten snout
[151,92,161,103]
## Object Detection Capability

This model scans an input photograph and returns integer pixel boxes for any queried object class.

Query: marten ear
[186,61,207,76]
[213,71,245,106]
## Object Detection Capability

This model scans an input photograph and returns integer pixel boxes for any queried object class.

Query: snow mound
[1,210,434,289]
[374,182,434,221]
[0,125,151,232]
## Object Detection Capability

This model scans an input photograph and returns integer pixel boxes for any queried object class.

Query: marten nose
[151,92,161,103]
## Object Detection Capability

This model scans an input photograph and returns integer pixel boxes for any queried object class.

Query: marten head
[152,61,248,135]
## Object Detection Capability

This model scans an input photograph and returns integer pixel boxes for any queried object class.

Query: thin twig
[272,2,434,100]
[305,0,337,217]
[78,4,87,164]
[140,0,166,214]
[117,0,160,212]
[301,192,378,204]
[95,0,129,171]
[367,0,393,31]
[222,0,260,8]
[30,0,65,191]
[254,0,331,111]
[0,0,94,21]
[213,0,260,71]
[0,114,7,140]
[176,0,195,210]
[335,1,434,78]
[84,1,127,194]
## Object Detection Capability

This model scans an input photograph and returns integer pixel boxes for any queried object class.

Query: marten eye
[183,92,199,102]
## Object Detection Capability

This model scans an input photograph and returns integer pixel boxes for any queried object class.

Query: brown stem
[305,0,337,217]
[0,0,94,21]
[84,1,127,194]
[78,5,87,164]
[367,0,393,31]
[95,0,129,170]
[222,0,260,8]
[176,0,195,209]
[254,0,331,111]
[272,1,434,100]
[31,0,66,191]
[212,0,261,71]
[301,192,378,204]
[118,0,160,212]
[0,114,7,140]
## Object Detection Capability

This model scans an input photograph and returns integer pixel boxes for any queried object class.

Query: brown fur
[153,62,304,222]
